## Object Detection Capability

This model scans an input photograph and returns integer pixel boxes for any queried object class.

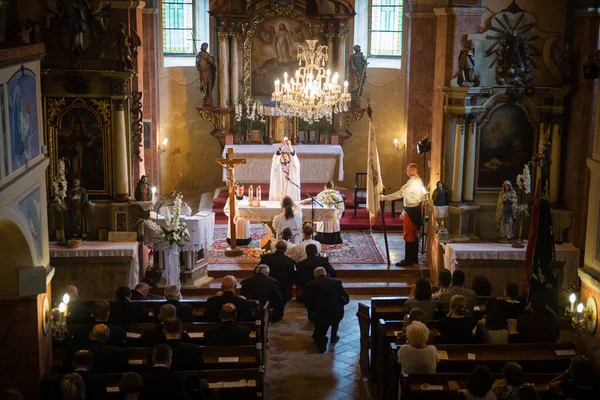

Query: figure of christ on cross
[216,148,247,256]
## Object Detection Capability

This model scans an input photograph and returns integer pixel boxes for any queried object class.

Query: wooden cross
[216,148,247,256]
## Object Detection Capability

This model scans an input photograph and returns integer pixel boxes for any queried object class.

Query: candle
[249,185,253,200]
[569,293,576,313]
[257,186,261,201]
[151,186,157,204]
[344,81,349,94]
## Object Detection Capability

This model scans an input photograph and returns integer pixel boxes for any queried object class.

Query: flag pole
[367,104,391,266]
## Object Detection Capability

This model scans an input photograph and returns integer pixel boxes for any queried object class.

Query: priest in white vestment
[301,181,344,244]
[269,138,301,201]
[272,196,303,244]
[223,183,251,246]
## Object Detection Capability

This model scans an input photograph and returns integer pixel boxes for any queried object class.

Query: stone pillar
[336,33,347,81]
[463,116,477,201]
[451,116,466,203]
[326,33,336,71]
[114,100,130,201]
[230,33,240,106]
[550,122,561,204]
[218,32,230,109]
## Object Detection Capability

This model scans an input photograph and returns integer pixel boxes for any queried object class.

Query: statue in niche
[196,43,217,107]
[559,44,573,84]
[432,181,450,207]
[458,40,475,87]
[19,19,32,44]
[532,140,552,193]
[347,45,368,99]
[135,175,153,202]
[495,180,517,242]
[68,177,90,238]
[114,23,141,71]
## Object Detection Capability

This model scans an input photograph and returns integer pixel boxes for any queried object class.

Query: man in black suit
[109,286,148,324]
[241,264,284,321]
[72,350,108,400]
[302,267,350,353]
[257,241,296,310]
[154,285,194,323]
[132,282,164,300]
[204,276,255,322]
[85,324,128,373]
[64,285,92,325]
[141,344,185,400]
[295,244,337,288]
[204,303,251,346]
[73,300,127,347]
[162,317,204,371]
[142,304,191,347]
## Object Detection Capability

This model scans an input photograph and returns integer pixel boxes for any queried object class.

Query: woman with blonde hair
[397,321,439,375]
[60,373,85,400]
[439,294,474,344]
[495,180,517,241]
[273,196,302,243]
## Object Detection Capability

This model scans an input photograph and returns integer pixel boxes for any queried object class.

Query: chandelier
[272,40,351,123]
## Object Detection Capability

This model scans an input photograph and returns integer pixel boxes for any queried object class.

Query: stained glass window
[163,0,195,54]
[369,0,403,57]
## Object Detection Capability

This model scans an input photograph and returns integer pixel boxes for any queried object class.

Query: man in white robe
[224,183,251,246]
[269,138,301,201]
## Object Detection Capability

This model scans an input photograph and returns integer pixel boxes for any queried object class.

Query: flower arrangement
[144,193,190,247]
[234,99,266,143]
[320,189,344,207]
[513,163,532,248]
[245,246,268,259]
[50,158,69,244]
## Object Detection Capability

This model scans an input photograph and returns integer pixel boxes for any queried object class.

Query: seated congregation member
[181,375,215,400]
[240,264,284,321]
[300,181,344,244]
[119,372,144,400]
[162,317,204,371]
[59,373,86,400]
[270,227,297,256]
[405,277,437,321]
[73,300,126,347]
[295,244,337,288]
[439,295,474,344]
[109,286,148,325]
[549,355,599,400]
[397,321,438,375]
[492,362,523,400]
[438,269,477,313]
[204,303,251,346]
[142,304,191,347]
[461,365,497,400]
[156,285,194,323]
[290,225,322,262]
[85,324,128,373]
[472,275,493,297]
[473,299,509,344]
[204,275,254,322]
[64,285,92,325]
[131,282,163,300]
[72,350,107,400]
[303,267,350,353]
[516,295,558,343]
[432,268,452,299]
[397,308,435,345]
[142,344,185,400]
[273,196,302,243]
[497,282,526,319]
[223,182,251,246]
[258,242,296,312]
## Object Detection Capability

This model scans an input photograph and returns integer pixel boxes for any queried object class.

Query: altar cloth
[237,201,338,222]
[144,211,215,252]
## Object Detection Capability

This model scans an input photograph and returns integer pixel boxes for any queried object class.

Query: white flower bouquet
[144,193,190,247]
[320,189,344,207]
[245,247,266,259]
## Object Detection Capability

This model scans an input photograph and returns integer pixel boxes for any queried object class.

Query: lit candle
[394,138,399,148]
[58,302,66,323]
[577,303,584,322]
[162,138,168,146]
[344,81,348,94]
[151,186,157,204]
[569,293,576,313]
[284,72,288,84]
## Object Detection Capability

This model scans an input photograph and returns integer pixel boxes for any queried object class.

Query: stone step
[207,264,428,279]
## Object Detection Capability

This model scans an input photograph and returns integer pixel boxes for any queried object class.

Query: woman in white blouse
[272,196,302,244]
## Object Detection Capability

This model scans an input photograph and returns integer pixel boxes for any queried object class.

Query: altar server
[224,182,251,246]
[273,196,303,244]
[269,138,301,201]
[301,181,344,244]
[380,163,424,266]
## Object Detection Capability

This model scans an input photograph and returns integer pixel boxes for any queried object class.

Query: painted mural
[18,187,43,262]
[477,104,534,189]
[0,84,8,175]
[8,68,39,171]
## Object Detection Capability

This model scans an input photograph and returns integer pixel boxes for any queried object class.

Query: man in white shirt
[380,163,424,266]
[223,182,251,246]
[290,224,322,262]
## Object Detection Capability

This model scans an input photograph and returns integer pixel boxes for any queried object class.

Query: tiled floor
[265,298,373,400]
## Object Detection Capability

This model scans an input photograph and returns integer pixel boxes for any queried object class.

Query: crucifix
[216,148,247,256]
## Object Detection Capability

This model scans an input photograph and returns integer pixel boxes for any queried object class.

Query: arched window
[368,0,404,57]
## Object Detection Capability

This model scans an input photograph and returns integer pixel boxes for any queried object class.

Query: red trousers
[403,212,418,242]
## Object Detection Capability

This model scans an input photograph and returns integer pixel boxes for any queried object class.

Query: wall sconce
[393,138,406,153]
[49,293,70,341]
[158,138,169,155]
[566,294,598,335]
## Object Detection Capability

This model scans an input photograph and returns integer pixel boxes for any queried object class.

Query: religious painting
[477,104,534,190]
[18,187,43,262]
[8,68,39,172]
[0,84,8,176]
[250,16,312,98]
[46,97,112,197]
[115,212,127,232]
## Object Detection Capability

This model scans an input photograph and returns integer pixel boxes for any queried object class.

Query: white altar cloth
[237,201,338,222]
[144,211,215,252]
[221,144,344,183]
[49,241,140,288]
[443,241,580,290]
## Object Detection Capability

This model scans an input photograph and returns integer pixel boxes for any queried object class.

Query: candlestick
[569,293,576,313]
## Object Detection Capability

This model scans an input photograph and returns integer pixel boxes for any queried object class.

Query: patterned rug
[208,225,385,265]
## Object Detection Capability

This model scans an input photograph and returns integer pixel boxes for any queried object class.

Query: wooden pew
[357,302,370,378]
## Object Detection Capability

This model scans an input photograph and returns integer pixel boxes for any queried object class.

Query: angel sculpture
[114,23,141,71]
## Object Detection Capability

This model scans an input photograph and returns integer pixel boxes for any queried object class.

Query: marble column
[230,33,240,107]
[463,115,477,201]
[550,122,561,204]
[326,33,335,71]
[114,100,130,201]
[336,33,347,81]
[451,116,466,203]
[218,33,230,109]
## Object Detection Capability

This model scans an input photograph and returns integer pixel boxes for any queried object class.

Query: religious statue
[135,175,152,202]
[559,44,573,84]
[114,23,141,71]
[458,40,475,87]
[347,45,368,99]
[19,19,32,44]
[196,43,217,107]
[432,181,450,207]
[495,180,518,242]
[67,177,91,238]
[533,141,552,193]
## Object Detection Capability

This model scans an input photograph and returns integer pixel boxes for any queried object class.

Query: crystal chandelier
[272,40,351,123]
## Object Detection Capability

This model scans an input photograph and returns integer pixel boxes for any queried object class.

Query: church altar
[49,242,139,300]
[143,211,215,253]
[237,201,338,222]
[221,144,344,183]
[442,242,580,294]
